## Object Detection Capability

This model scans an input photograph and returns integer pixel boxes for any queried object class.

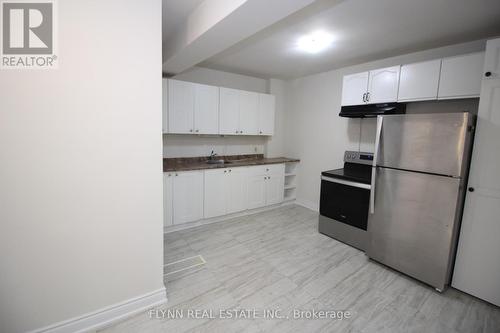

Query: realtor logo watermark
[1,0,57,69]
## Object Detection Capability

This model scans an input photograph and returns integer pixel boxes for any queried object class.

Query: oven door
[320,176,370,230]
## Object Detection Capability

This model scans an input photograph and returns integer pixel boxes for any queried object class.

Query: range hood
[339,102,406,118]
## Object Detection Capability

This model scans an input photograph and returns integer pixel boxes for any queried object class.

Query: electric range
[318,150,373,251]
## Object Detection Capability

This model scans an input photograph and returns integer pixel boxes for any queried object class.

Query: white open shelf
[285,162,299,175]
[283,161,299,202]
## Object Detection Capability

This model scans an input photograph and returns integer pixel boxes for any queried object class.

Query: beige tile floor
[100,205,500,333]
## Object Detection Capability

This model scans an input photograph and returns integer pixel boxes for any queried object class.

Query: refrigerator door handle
[370,116,383,214]
[373,115,383,167]
[370,167,376,214]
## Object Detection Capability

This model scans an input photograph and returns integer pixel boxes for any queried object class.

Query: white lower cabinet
[247,164,285,209]
[204,167,248,218]
[266,174,285,205]
[247,174,267,210]
[172,171,204,225]
[163,173,173,227]
[204,169,228,218]
[226,167,248,214]
[165,164,286,227]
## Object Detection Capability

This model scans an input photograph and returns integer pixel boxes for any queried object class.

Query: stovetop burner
[321,151,373,185]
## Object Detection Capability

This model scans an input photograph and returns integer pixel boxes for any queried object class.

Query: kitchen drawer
[247,164,285,176]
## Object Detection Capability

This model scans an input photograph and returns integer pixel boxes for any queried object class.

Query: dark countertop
[163,154,300,172]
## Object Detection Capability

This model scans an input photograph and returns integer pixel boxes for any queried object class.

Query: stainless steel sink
[205,159,233,164]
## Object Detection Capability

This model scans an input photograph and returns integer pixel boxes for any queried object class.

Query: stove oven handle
[321,176,371,190]
[370,116,383,214]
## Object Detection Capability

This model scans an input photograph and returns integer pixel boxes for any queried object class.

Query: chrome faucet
[209,150,217,160]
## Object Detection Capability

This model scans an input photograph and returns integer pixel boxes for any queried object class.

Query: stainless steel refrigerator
[367,112,475,291]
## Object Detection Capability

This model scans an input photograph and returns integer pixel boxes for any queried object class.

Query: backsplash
[163,134,268,158]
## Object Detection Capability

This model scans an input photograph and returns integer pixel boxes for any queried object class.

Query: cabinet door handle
[195,129,199,133]
[366,92,370,102]
[362,93,366,102]
[224,170,227,173]
[485,71,492,77]
[235,130,238,134]
[259,131,263,134]
[229,169,232,172]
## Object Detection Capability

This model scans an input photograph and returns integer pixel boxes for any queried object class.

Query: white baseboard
[164,200,296,233]
[29,287,167,333]
[295,199,319,212]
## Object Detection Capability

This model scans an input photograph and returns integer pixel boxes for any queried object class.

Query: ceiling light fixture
[296,31,334,54]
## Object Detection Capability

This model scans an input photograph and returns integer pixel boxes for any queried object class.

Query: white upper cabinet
[398,59,442,101]
[341,67,400,105]
[194,83,219,134]
[168,79,195,134]
[438,52,485,99]
[484,38,500,78]
[239,90,260,135]
[258,93,275,135]
[162,79,168,133]
[168,80,219,134]
[219,88,273,136]
[219,87,240,135]
[368,66,400,103]
[166,81,275,136]
[342,72,369,106]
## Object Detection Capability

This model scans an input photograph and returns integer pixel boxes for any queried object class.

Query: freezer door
[367,167,461,290]
[377,113,470,177]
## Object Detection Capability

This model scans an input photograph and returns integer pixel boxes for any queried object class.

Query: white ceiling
[162,0,204,45]
[198,0,500,79]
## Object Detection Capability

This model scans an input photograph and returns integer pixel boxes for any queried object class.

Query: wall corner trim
[28,287,167,333]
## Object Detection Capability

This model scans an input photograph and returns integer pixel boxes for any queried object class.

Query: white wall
[0,1,164,332]
[285,40,486,211]
[172,66,268,93]
[165,66,278,158]
[265,79,288,157]
[163,135,267,157]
